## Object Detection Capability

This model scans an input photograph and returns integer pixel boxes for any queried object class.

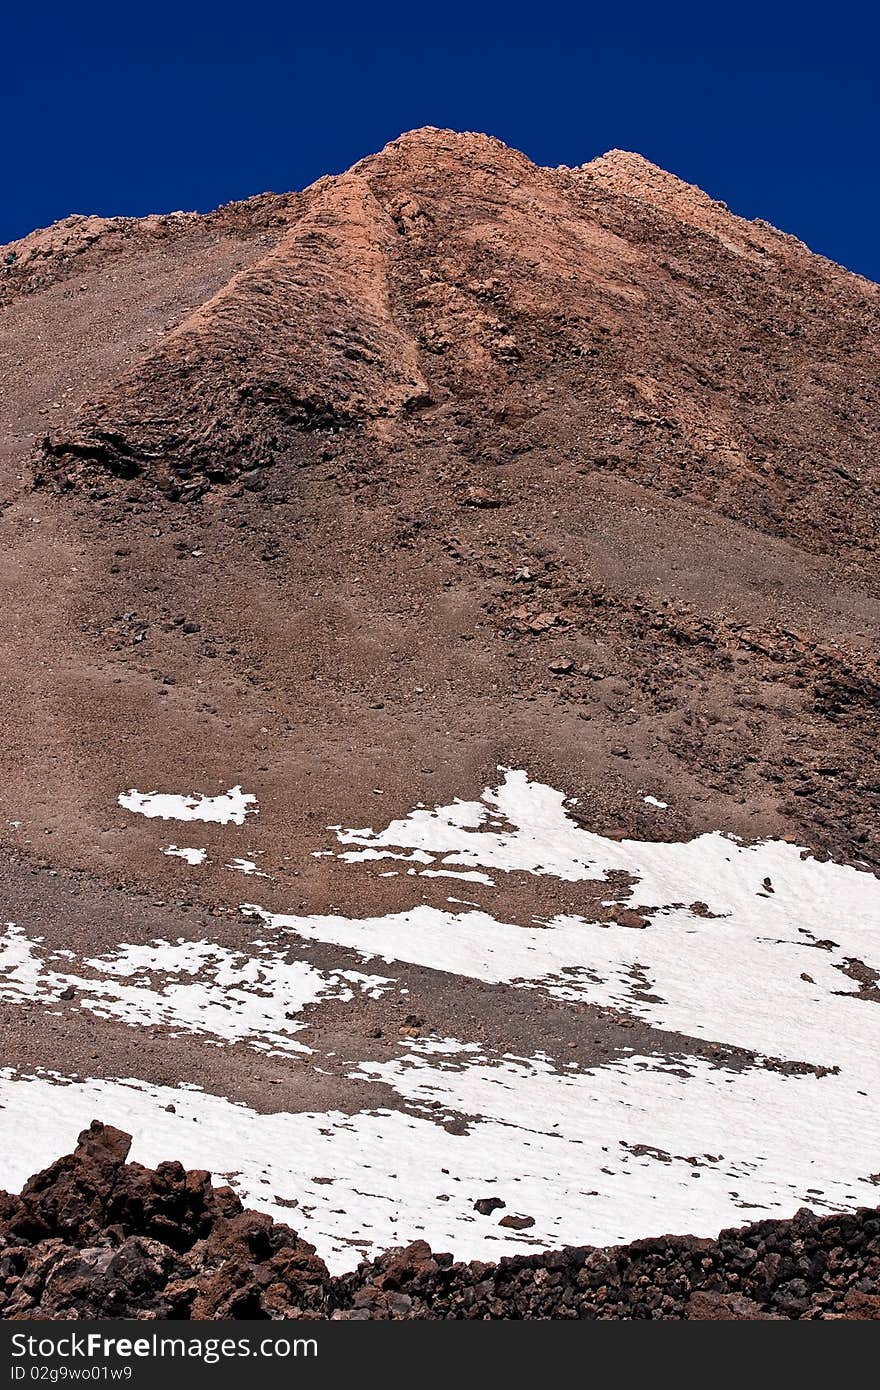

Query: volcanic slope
[1,129,879,1274]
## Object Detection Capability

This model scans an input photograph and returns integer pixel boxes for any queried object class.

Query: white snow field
[1,769,877,1272]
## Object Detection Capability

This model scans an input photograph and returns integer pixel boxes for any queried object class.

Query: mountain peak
[577,147,802,261]
[347,125,539,184]
[20,125,878,574]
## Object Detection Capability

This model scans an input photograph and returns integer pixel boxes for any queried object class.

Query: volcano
[0,129,878,1314]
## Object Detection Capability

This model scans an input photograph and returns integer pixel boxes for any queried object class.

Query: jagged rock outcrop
[0,1125,327,1319]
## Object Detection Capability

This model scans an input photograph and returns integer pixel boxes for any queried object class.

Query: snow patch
[0,924,393,1056]
[119,786,257,825]
[226,858,268,878]
[246,770,880,1075]
[163,846,207,866]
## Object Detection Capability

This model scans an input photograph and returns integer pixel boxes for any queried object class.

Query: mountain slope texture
[1,129,878,1318]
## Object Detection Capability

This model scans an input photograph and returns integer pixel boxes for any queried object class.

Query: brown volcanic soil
[1,128,879,1272]
[1,1123,879,1319]
[3,127,879,896]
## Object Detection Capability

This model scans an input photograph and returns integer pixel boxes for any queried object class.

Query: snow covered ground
[1,768,878,1272]
[0,923,392,1056]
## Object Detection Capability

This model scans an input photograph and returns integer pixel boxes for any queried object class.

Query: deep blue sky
[4,2,878,281]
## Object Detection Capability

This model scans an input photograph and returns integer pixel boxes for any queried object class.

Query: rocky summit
[0,129,878,1318]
